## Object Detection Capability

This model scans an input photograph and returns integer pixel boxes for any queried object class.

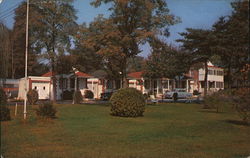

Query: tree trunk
[51,56,56,103]
[122,57,128,88]
[227,64,232,89]
[204,60,208,96]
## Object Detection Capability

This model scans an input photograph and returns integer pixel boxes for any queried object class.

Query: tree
[0,23,11,81]
[177,29,215,95]
[83,0,179,87]
[127,56,146,73]
[212,0,249,88]
[12,3,38,78]
[144,38,191,85]
[71,24,103,74]
[12,0,78,101]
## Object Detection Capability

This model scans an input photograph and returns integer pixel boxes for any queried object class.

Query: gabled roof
[75,71,92,78]
[128,71,144,79]
[41,71,92,78]
[41,71,55,77]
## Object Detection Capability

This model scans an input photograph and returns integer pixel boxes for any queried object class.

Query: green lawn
[1,103,250,158]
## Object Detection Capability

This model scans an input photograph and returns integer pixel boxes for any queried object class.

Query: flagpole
[24,0,29,119]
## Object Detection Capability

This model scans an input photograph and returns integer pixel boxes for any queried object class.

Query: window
[43,86,46,90]
[107,80,113,89]
[70,78,75,89]
[209,81,215,88]
[208,70,213,75]
[217,70,223,76]
[216,82,224,88]
[34,86,37,90]
[144,80,150,89]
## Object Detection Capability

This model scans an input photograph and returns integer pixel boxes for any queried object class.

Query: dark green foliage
[27,89,39,105]
[204,92,222,112]
[193,90,200,95]
[110,88,145,117]
[84,90,94,99]
[145,38,191,79]
[62,90,73,100]
[36,102,57,119]
[173,92,178,102]
[232,89,250,124]
[0,88,7,105]
[73,90,83,104]
[0,106,11,121]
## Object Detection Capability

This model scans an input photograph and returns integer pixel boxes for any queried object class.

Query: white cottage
[18,76,52,100]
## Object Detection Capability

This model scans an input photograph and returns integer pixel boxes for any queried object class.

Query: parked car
[100,90,117,101]
[164,88,193,99]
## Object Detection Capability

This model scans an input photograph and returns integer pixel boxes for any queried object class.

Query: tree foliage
[81,0,179,87]
[177,29,215,95]
[212,0,249,88]
[145,38,191,79]
[0,23,11,79]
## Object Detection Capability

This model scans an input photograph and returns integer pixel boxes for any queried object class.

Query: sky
[0,0,235,57]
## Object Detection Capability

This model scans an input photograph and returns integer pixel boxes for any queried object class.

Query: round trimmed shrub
[0,106,11,121]
[36,102,57,119]
[0,88,7,105]
[110,88,145,117]
[84,90,94,99]
[27,89,38,105]
[73,90,83,104]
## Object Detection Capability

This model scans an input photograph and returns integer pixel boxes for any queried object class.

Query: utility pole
[24,0,29,120]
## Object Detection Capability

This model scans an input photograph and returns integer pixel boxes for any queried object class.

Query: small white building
[18,76,52,100]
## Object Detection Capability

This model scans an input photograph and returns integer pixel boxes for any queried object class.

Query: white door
[32,82,50,99]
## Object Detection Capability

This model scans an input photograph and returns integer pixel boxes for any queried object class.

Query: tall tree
[145,38,191,82]
[12,2,38,79]
[212,0,249,88]
[71,23,103,74]
[14,0,77,101]
[177,29,215,95]
[0,23,11,81]
[83,0,179,87]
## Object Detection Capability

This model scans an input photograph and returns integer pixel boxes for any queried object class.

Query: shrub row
[204,88,250,124]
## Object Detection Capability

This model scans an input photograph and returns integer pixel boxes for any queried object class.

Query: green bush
[193,90,200,95]
[0,88,7,105]
[204,92,222,112]
[84,90,94,99]
[232,89,250,124]
[27,89,38,105]
[36,102,57,119]
[73,90,83,104]
[173,92,178,102]
[110,88,145,117]
[0,106,11,121]
[62,90,73,100]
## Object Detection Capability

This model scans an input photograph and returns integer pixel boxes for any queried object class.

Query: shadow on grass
[198,110,224,114]
[224,119,250,127]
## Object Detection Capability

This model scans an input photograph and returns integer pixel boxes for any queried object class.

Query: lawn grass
[1,103,250,158]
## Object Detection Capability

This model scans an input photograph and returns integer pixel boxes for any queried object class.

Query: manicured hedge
[110,88,145,117]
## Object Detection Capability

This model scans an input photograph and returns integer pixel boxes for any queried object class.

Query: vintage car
[164,88,193,99]
[100,90,117,101]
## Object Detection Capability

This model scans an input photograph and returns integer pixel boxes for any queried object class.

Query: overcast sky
[0,0,235,57]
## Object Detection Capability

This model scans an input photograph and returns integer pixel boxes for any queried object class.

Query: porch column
[92,80,94,91]
[142,79,145,93]
[134,80,136,88]
[167,79,170,90]
[74,76,77,91]
[186,79,189,92]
